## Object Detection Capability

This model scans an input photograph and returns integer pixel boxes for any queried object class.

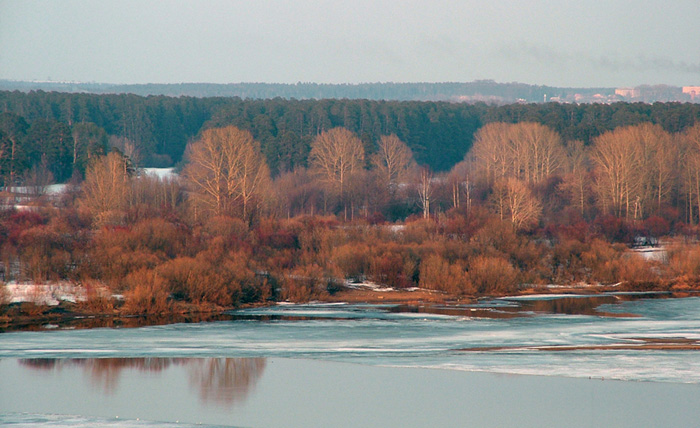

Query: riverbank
[3,281,697,332]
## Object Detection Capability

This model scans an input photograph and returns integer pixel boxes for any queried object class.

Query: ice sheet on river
[2,295,700,383]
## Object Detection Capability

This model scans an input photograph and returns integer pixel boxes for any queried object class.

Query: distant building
[615,88,639,98]
[683,86,700,100]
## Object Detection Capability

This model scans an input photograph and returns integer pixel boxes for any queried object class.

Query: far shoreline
[2,285,697,333]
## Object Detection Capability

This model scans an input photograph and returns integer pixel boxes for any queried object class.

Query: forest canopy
[2,90,700,185]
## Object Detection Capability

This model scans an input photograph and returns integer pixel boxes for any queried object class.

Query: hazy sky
[1,0,699,87]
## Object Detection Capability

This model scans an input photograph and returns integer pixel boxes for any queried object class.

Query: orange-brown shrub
[297,222,340,267]
[204,215,251,247]
[419,254,472,295]
[470,219,518,257]
[17,225,72,282]
[255,218,299,249]
[81,279,114,312]
[122,268,171,315]
[667,244,700,278]
[467,255,518,294]
[368,244,417,288]
[550,238,590,283]
[264,248,298,271]
[280,264,331,302]
[439,240,473,265]
[580,239,624,284]
[129,218,185,258]
[331,243,371,281]
[401,218,438,244]
[618,254,663,288]
[89,244,162,290]
[156,250,255,307]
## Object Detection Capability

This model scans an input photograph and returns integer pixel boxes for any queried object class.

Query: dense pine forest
[3,90,700,319]
[2,90,700,178]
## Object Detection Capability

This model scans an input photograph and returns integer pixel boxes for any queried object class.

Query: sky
[1,0,699,88]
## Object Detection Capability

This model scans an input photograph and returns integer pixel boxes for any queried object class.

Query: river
[2,293,700,427]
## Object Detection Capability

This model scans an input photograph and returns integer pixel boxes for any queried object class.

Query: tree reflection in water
[20,357,266,406]
[186,358,267,406]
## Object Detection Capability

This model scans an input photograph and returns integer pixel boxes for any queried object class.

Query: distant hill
[0,80,623,103]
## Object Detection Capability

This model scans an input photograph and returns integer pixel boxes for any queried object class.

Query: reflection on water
[395,292,677,318]
[20,357,266,406]
[6,357,700,428]
[1,312,239,333]
[506,295,635,317]
[186,358,267,406]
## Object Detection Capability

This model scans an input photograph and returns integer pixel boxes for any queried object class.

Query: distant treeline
[1,80,609,102]
[1,90,700,183]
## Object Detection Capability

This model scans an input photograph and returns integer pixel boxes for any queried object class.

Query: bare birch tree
[184,126,271,220]
[23,155,54,197]
[79,152,131,226]
[417,167,433,219]
[372,134,415,193]
[592,123,675,219]
[643,124,676,214]
[558,140,591,216]
[680,124,700,223]
[490,178,541,229]
[471,122,512,186]
[591,127,641,218]
[471,122,564,186]
[448,160,475,212]
[309,127,364,218]
[513,122,565,183]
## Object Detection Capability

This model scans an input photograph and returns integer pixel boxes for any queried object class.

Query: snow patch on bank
[631,246,667,262]
[140,168,177,180]
[3,282,87,305]
[344,280,395,292]
[45,184,68,194]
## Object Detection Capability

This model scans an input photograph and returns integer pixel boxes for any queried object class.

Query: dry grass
[322,287,470,305]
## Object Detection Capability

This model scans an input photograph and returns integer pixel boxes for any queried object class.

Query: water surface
[2,294,700,427]
[3,357,700,428]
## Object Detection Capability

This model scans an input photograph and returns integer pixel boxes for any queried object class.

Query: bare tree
[514,122,565,183]
[470,122,564,186]
[471,122,512,187]
[223,131,271,220]
[109,135,141,168]
[490,178,541,229]
[417,167,433,219]
[273,168,324,218]
[79,152,131,226]
[448,160,475,212]
[23,155,54,197]
[558,140,590,216]
[372,134,415,193]
[184,126,271,220]
[591,126,641,218]
[643,124,676,214]
[592,123,674,219]
[309,127,364,219]
[680,124,700,223]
